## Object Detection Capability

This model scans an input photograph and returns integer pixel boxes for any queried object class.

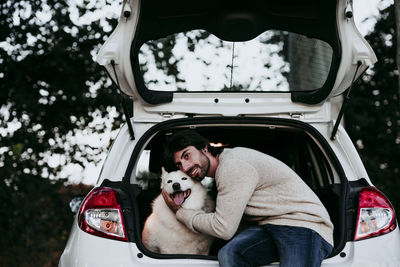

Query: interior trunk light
[354,187,397,241]
[78,187,128,242]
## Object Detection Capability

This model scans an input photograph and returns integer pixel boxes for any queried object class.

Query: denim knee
[218,242,244,267]
[217,243,233,263]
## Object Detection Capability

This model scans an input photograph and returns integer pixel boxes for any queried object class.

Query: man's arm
[176,158,258,240]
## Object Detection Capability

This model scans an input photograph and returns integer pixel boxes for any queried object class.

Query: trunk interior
[117,118,349,259]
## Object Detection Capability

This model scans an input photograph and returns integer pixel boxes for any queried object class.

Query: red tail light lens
[78,187,128,242]
[354,187,397,241]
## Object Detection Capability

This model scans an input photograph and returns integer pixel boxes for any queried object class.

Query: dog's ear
[161,167,168,179]
[160,167,168,189]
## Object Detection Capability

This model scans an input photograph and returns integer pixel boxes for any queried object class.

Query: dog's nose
[172,183,180,190]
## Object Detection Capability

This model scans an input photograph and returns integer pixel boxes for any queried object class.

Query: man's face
[173,145,210,181]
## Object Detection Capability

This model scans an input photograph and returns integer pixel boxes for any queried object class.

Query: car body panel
[315,123,371,183]
[350,228,400,266]
[133,94,336,122]
[96,121,137,184]
[60,217,136,267]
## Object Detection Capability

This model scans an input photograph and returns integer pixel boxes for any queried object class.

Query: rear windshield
[138,29,333,93]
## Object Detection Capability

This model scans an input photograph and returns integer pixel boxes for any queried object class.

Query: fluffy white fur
[142,169,215,255]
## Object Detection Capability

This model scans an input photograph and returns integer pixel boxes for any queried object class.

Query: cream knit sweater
[176,147,334,245]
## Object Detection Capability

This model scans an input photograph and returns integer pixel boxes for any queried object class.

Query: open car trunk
[114,117,352,260]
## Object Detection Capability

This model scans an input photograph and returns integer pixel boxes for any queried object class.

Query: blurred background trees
[0,0,399,266]
[0,0,122,265]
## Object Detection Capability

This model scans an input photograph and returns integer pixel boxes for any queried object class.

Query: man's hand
[161,189,182,213]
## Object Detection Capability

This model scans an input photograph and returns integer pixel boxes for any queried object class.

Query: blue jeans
[218,224,332,267]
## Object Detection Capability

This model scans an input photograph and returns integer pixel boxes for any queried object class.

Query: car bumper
[60,220,400,267]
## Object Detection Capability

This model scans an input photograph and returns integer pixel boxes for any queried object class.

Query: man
[162,129,333,267]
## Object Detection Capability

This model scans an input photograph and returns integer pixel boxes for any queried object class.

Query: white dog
[142,169,215,255]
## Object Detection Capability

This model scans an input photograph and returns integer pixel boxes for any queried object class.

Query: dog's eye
[181,177,187,180]
[167,180,172,183]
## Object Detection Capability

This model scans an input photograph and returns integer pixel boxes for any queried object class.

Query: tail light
[354,186,397,241]
[78,187,128,242]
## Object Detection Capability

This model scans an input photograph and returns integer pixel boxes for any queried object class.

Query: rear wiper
[330,61,362,141]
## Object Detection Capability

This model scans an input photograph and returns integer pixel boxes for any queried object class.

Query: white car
[60,0,400,266]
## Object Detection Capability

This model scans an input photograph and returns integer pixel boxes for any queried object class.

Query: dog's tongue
[173,192,185,205]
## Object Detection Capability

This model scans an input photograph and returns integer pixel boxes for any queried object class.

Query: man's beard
[188,152,210,181]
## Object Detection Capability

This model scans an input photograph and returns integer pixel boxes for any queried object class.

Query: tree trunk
[395,0,400,105]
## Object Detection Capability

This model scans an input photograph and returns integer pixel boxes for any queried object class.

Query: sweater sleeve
[176,158,258,240]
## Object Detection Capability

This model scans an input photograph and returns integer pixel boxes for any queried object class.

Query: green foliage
[345,4,400,217]
[0,0,120,264]
[1,0,124,180]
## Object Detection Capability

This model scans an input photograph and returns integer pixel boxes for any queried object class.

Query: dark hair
[163,129,222,171]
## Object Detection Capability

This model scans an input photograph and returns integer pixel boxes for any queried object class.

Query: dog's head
[161,169,196,206]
